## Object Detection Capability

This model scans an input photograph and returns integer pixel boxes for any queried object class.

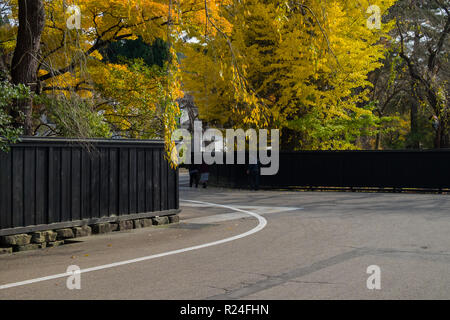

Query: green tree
[0,80,30,151]
[390,0,450,148]
[101,37,169,68]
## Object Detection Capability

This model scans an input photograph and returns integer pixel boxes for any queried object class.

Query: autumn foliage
[4,0,444,152]
[182,0,397,149]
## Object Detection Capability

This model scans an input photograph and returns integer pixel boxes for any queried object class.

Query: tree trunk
[10,0,45,136]
[375,132,381,150]
[409,84,420,149]
[437,116,450,149]
[410,102,419,147]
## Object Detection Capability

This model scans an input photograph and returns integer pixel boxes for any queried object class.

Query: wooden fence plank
[0,138,178,235]
[23,148,36,226]
[12,148,24,227]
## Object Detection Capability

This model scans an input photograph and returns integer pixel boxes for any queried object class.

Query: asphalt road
[1,172,450,299]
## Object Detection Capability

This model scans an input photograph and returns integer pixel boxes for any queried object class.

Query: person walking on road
[189,164,200,188]
[247,161,260,191]
[199,162,210,189]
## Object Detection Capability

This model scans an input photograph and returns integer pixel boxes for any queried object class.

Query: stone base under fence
[0,214,180,255]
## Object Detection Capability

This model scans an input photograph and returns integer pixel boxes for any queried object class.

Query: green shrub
[35,95,112,139]
[0,80,30,151]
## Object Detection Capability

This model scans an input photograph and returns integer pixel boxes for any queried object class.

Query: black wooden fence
[208,150,450,190]
[0,138,179,236]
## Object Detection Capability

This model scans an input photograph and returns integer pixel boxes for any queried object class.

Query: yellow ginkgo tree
[3,0,398,153]
[2,0,232,157]
[182,0,397,150]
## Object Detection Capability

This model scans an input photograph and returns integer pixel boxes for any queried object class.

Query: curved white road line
[0,199,267,290]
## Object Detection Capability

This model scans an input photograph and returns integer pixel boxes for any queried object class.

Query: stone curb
[0,214,179,256]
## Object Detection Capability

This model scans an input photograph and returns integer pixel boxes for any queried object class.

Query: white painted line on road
[182,205,303,224]
[0,199,267,290]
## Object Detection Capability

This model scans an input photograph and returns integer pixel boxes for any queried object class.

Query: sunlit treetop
[182,0,397,149]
